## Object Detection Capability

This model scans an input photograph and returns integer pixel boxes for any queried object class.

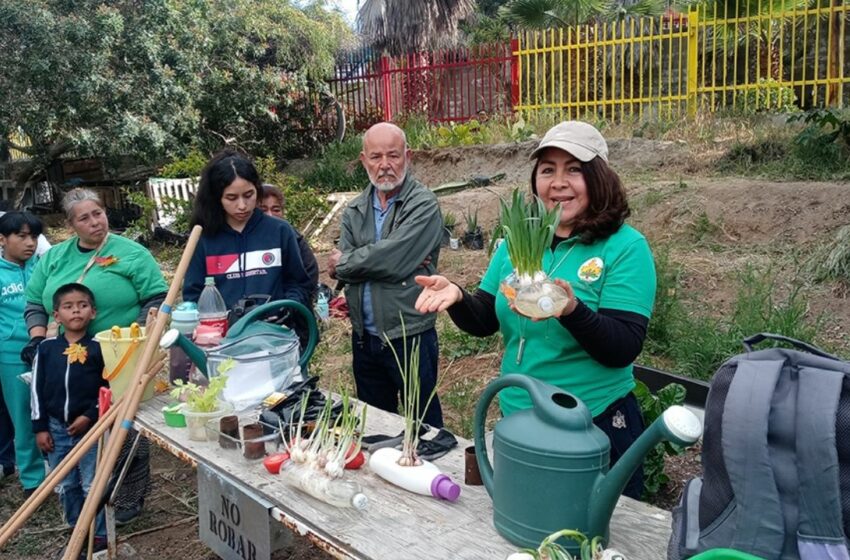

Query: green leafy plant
[496,189,559,277]
[434,120,485,147]
[121,188,158,241]
[463,207,480,234]
[255,156,331,230]
[159,195,194,233]
[170,376,228,413]
[442,210,457,230]
[158,149,208,178]
[734,78,799,113]
[385,317,438,467]
[633,380,687,498]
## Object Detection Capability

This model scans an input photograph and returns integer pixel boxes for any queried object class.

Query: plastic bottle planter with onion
[169,375,230,441]
[497,189,570,319]
[506,529,626,560]
[276,391,369,510]
[368,322,461,502]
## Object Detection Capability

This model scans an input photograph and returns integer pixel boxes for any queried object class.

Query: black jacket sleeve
[446,286,500,337]
[558,301,649,368]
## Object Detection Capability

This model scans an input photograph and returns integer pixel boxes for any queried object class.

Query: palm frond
[357,0,475,55]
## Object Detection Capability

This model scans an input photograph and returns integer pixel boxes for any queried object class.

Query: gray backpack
[668,334,850,560]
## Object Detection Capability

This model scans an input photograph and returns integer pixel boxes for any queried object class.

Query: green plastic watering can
[160,299,318,377]
[473,374,702,551]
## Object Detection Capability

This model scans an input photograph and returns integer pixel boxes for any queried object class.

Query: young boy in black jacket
[31,283,107,552]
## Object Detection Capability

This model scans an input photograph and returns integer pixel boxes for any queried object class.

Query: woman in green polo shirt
[415,121,656,499]
[22,188,168,524]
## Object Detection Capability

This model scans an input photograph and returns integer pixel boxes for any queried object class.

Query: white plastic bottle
[283,461,368,510]
[315,289,330,321]
[368,447,461,501]
[197,276,228,337]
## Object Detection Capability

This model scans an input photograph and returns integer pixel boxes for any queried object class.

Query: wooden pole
[0,357,166,548]
[62,225,202,559]
[0,394,122,547]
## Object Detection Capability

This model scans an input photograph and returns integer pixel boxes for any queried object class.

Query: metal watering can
[473,374,702,551]
[159,300,319,377]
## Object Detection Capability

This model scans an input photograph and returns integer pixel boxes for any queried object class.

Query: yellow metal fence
[515,1,850,120]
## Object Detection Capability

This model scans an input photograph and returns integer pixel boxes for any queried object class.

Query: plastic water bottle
[169,302,199,383]
[283,461,368,510]
[316,289,330,321]
[368,447,460,501]
[198,276,228,338]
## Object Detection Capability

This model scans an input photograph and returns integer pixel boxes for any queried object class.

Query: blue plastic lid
[172,301,199,322]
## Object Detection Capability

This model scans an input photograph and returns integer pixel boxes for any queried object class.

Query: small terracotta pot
[242,422,265,460]
[219,415,239,449]
[464,445,482,486]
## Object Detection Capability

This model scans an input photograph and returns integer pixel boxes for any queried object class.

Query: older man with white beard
[328,122,444,428]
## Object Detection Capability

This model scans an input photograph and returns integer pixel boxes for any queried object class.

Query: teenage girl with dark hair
[183,149,313,310]
[415,121,656,499]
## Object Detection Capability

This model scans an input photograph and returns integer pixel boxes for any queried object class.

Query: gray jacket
[336,174,442,340]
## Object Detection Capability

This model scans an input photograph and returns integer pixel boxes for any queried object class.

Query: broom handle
[0,356,164,547]
[63,225,202,559]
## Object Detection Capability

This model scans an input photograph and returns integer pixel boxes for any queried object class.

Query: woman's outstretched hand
[415,275,463,313]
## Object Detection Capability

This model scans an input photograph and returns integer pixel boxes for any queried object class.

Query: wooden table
[135,395,671,560]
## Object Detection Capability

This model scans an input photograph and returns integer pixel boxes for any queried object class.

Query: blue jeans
[352,328,444,428]
[47,417,105,538]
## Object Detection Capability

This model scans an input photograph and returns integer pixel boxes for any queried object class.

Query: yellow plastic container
[95,326,155,402]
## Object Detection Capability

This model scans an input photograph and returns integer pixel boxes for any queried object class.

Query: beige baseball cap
[530,121,608,163]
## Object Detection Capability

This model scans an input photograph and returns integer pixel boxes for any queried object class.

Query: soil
[2,137,848,558]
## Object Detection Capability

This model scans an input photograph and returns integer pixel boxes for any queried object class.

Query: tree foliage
[499,0,669,28]
[0,0,351,194]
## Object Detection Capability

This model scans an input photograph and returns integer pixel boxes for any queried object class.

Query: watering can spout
[160,329,208,377]
[590,406,702,530]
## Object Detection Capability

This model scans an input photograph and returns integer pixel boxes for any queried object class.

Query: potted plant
[169,375,230,441]
[497,189,570,319]
[462,207,484,250]
[441,210,457,248]
[367,322,461,501]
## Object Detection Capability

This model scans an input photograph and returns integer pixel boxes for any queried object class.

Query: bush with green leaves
[644,259,822,381]
[300,137,368,192]
[158,149,208,179]
[634,380,687,498]
[734,78,800,113]
[255,156,330,230]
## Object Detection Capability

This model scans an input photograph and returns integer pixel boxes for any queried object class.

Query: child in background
[31,283,107,552]
[0,212,47,497]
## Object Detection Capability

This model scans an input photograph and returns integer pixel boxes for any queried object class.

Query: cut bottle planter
[183,404,232,441]
[500,270,570,319]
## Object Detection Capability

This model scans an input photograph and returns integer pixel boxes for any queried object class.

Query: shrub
[301,137,368,192]
[634,380,687,498]
[255,156,330,230]
[158,149,208,178]
[734,78,800,113]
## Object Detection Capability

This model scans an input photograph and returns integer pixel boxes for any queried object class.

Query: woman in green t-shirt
[22,187,168,524]
[415,121,656,499]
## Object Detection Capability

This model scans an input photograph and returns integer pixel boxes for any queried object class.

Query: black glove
[20,336,45,367]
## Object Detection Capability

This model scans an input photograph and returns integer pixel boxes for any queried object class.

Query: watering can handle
[473,374,592,498]
[227,300,318,368]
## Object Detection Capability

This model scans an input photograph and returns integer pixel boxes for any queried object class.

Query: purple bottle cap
[430,474,461,501]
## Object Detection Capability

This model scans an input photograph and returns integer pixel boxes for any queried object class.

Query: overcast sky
[331,0,359,24]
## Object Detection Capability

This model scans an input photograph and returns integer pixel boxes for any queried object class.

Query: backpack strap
[795,366,850,559]
[722,358,785,558]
